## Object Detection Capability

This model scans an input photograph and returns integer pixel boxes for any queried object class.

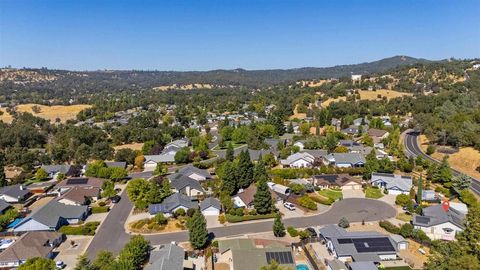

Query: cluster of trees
[126,178,172,209]
[85,161,128,181]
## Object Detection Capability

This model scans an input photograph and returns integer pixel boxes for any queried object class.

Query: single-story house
[217,239,296,270]
[14,200,88,232]
[175,165,212,181]
[371,173,412,195]
[233,185,257,208]
[55,177,104,193]
[413,204,467,241]
[169,174,205,197]
[280,152,315,168]
[0,199,12,214]
[319,225,399,263]
[148,193,198,216]
[267,182,291,196]
[58,186,101,205]
[40,164,77,179]
[323,153,366,168]
[390,234,409,250]
[0,231,63,268]
[293,141,305,151]
[145,244,192,270]
[367,128,390,144]
[105,161,127,169]
[165,139,189,149]
[144,154,176,169]
[311,174,362,190]
[0,184,31,203]
[200,197,222,216]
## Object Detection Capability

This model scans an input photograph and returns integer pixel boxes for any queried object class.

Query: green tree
[92,250,115,270]
[287,122,294,133]
[19,258,56,270]
[273,215,286,237]
[153,162,167,176]
[237,150,254,188]
[260,260,290,270]
[73,255,93,270]
[417,176,423,203]
[221,161,238,195]
[35,168,48,180]
[452,174,472,192]
[432,157,453,186]
[174,147,191,164]
[254,179,274,214]
[85,160,106,177]
[114,148,136,165]
[154,213,168,225]
[338,217,350,228]
[188,209,209,249]
[225,142,234,161]
[325,133,338,153]
[0,154,6,187]
[109,167,127,181]
[117,235,150,270]
[253,160,269,183]
[101,180,117,198]
[126,178,151,209]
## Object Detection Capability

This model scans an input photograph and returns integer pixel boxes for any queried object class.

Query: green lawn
[318,189,343,201]
[212,142,245,150]
[365,187,384,199]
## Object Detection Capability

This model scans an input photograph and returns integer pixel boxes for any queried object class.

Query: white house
[323,153,366,168]
[280,152,315,168]
[0,184,30,203]
[267,182,291,196]
[144,154,175,170]
[371,173,412,195]
[413,204,466,241]
[148,193,198,217]
[293,141,305,151]
[200,197,221,216]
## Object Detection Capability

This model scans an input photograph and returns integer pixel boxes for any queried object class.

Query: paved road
[86,196,395,259]
[404,131,480,195]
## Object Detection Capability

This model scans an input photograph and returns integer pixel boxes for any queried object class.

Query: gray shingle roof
[0,184,30,200]
[0,199,11,213]
[148,193,198,214]
[200,197,221,211]
[177,165,211,179]
[169,174,205,194]
[40,164,72,174]
[145,244,184,270]
[105,161,127,169]
[371,173,412,192]
[413,204,466,228]
[326,153,366,165]
[15,200,88,230]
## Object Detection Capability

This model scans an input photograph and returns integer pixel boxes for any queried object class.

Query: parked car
[111,195,121,203]
[56,261,65,269]
[305,227,317,237]
[283,202,296,211]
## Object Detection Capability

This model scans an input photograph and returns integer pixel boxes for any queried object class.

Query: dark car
[305,227,317,237]
[111,195,121,203]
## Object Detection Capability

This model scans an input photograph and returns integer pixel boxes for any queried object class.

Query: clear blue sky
[1,0,479,71]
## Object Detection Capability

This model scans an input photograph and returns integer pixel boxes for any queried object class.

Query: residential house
[14,200,88,232]
[421,190,437,202]
[0,184,30,203]
[148,193,198,217]
[319,225,399,263]
[145,244,193,270]
[311,174,362,190]
[0,231,63,268]
[40,164,77,180]
[57,186,100,205]
[324,153,366,168]
[281,152,315,168]
[233,185,257,208]
[267,182,291,196]
[165,138,189,149]
[367,129,390,144]
[175,165,212,181]
[0,199,11,214]
[55,177,104,193]
[200,197,222,216]
[413,204,466,241]
[144,154,175,169]
[168,174,205,197]
[293,141,305,151]
[371,173,412,195]
[217,239,296,270]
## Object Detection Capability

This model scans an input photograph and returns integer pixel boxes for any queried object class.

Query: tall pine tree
[221,161,238,195]
[188,209,209,249]
[254,179,273,214]
[254,160,269,183]
[417,176,423,203]
[273,214,286,237]
[226,142,234,161]
[237,150,254,188]
[0,152,6,187]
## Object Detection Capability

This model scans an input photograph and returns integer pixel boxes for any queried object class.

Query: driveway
[86,197,395,259]
[55,236,93,270]
[342,189,365,198]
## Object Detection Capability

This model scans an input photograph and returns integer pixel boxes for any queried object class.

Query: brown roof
[60,187,100,204]
[56,177,104,189]
[0,231,63,262]
[4,166,24,180]
[367,128,388,138]
[312,174,361,187]
[237,185,257,206]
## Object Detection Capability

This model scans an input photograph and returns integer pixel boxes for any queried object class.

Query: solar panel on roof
[415,216,431,224]
[66,178,89,185]
[352,237,395,253]
[265,251,294,264]
[337,238,353,244]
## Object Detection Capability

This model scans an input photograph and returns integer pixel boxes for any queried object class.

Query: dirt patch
[0,104,91,123]
[400,239,430,269]
[358,89,413,100]
[114,143,144,151]
[321,96,347,107]
[289,104,307,120]
[128,218,187,234]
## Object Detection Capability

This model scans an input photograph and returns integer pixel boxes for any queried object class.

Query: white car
[56,261,65,269]
[283,202,296,211]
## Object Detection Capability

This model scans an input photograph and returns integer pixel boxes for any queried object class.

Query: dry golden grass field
[419,135,480,179]
[113,143,144,152]
[0,103,91,123]
[320,89,412,107]
[289,104,307,120]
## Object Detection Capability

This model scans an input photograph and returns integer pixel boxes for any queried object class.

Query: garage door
[202,209,220,216]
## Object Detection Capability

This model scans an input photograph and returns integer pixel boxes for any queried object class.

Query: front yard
[318,189,343,201]
[364,187,384,199]
[129,217,187,233]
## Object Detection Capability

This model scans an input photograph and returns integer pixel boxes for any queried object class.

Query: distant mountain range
[1,56,430,89]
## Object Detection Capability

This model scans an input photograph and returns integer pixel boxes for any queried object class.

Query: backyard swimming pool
[296,264,309,270]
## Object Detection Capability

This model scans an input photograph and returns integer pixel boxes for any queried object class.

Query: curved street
[404,131,480,195]
[86,192,396,259]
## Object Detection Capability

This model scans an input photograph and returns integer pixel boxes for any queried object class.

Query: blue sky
[1,0,479,70]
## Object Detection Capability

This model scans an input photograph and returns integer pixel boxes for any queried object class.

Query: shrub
[98,201,106,207]
[287,226,299,237]
[298,230,311,240]
[154,213,168,225]
[59,222,100,236]
[91,206,109,214]
[297,196,317,210]
[379,220,400,234]
[399,223,414,238]
[249,209,257,215]
[395,194,411,206]
[426,145,436,155]
[186,208,196,217]
[338,217,350,228]
[310,195,334,205]
[173,208,186,218]
[235,208,244,216]
[218,214,226,224]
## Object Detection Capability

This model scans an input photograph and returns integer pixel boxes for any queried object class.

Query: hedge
[225,213,276,223]
[310,195,334,205]
[270,167,365,179]
[59,222,100,236]
[297,196,318,210]
[91,206,109,214]
[379,220,400,234]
